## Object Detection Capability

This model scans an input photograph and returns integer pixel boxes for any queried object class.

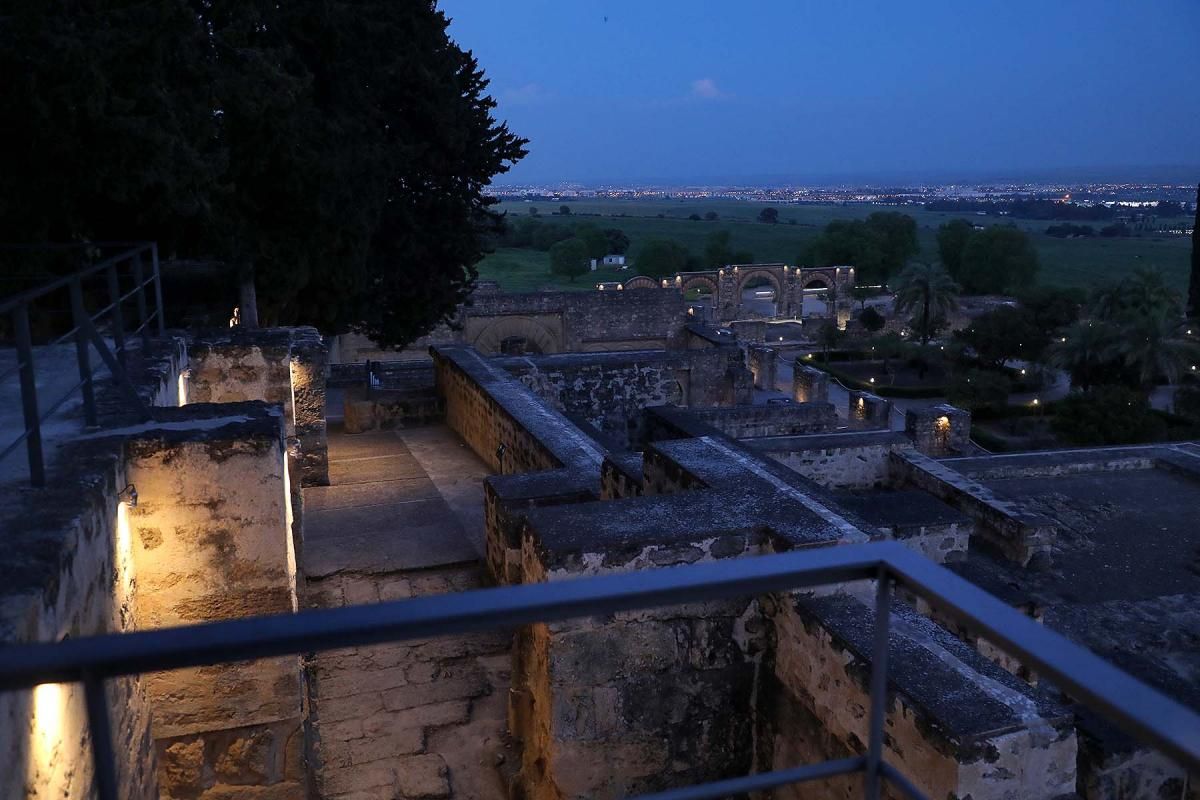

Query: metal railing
[0,541,1197,800]
[0,243,161,486]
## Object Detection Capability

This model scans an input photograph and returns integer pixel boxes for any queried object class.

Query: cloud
[690,78,724,100]
[500,83,547,106]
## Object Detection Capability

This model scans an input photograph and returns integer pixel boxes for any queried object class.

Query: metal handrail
[1,243,161,486]
[0,541,1196,800]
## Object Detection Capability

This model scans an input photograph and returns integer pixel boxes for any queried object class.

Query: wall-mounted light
[118,483,138,508]
[936,415,951,430]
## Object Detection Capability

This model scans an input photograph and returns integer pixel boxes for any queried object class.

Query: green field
[477,199,1192,294]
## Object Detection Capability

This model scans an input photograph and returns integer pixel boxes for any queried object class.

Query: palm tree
[892,262,959,345]
[1113,311,1200,391]
[1091,266,1181,321]
[1047,320,1121,391]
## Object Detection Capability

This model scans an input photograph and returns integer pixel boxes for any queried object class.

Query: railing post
[106,264,126,367]
[865,567,892,800]
[151,243,165,336]
[69,277,98,427]
[132,251,150,349]
[83,672,120,800]
[13,305,45,487]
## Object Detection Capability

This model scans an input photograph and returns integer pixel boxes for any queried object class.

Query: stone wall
[186,327,329,487]
[905,403,971,456]
[510,516,762,800]
[122,406,305,799]
[890,451,1056,565]
[0,452,159,800]
[848,389,892,428]
[494,347,746,447]
[683,403,838,439]
[792,361,829,403]
[747,431,911,489]
[765,591,1077,800]
[431,346,607,477]
[747,344,777,390]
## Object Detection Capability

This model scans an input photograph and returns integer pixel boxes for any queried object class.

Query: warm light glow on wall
[33,683,64,751]
[116,499,135,599]
[936,415,951,430]
[177,369,190,406]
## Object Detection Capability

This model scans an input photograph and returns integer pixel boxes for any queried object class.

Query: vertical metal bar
[13,305,45,487]
[150,243,165,336]
[106,265,126,367]
[865,568,892,800]
[69,278,98,427]
[132,252,150,348]
[82,672,120,800]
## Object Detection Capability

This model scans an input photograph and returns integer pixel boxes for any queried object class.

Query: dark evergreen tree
[0,0,527,348]
[0,0,219,250]
[1189,184,1200,318]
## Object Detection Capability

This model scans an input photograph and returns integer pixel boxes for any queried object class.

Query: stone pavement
[303,423,488,578]
[301,423,509,799]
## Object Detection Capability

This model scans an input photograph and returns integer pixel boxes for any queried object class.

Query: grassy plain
[476,198,1192,294]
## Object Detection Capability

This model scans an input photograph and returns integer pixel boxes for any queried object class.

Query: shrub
[946,369,1011,412]
[859,306,885,332]
[1052,386,1166,445]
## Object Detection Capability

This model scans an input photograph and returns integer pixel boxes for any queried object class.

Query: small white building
[590,254,627,270]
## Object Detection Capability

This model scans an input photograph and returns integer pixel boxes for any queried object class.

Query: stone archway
[469,315,563,355]
[680,275,718,297]
[736,268,783,318]
[621,275,659,290]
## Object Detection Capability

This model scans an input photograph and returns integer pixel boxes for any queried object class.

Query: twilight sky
[438,0,1200,185]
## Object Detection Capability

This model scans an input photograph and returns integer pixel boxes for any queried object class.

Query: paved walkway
[302,423,489,579]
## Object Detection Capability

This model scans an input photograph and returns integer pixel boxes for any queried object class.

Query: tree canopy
[757,207,779,224]
[636,239,690,277]
[0,0,527,348]
[936,219,974,276]
[956,226,1040,294]
[804,212,918,283]
[549,238,589,282]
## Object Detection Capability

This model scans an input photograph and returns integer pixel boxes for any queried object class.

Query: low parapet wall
[747,430,911,489]
[431,345,607,477]
[767,591,1076,800]
[890,450,1056,565]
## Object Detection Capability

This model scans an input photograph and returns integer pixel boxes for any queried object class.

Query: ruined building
[1,254,1197,800]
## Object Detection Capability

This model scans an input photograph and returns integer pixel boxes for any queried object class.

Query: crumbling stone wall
[123,407,305,799]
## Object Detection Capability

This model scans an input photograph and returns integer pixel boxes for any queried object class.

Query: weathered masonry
[1,328,327,800]
[5,308,1200,800]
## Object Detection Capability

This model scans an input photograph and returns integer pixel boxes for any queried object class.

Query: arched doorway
[801,278,831,318]
[681,275,718,318]
[740,272,780,318]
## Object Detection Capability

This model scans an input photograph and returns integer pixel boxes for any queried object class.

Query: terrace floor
[302,423,488,578]
[301,422,510,800]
